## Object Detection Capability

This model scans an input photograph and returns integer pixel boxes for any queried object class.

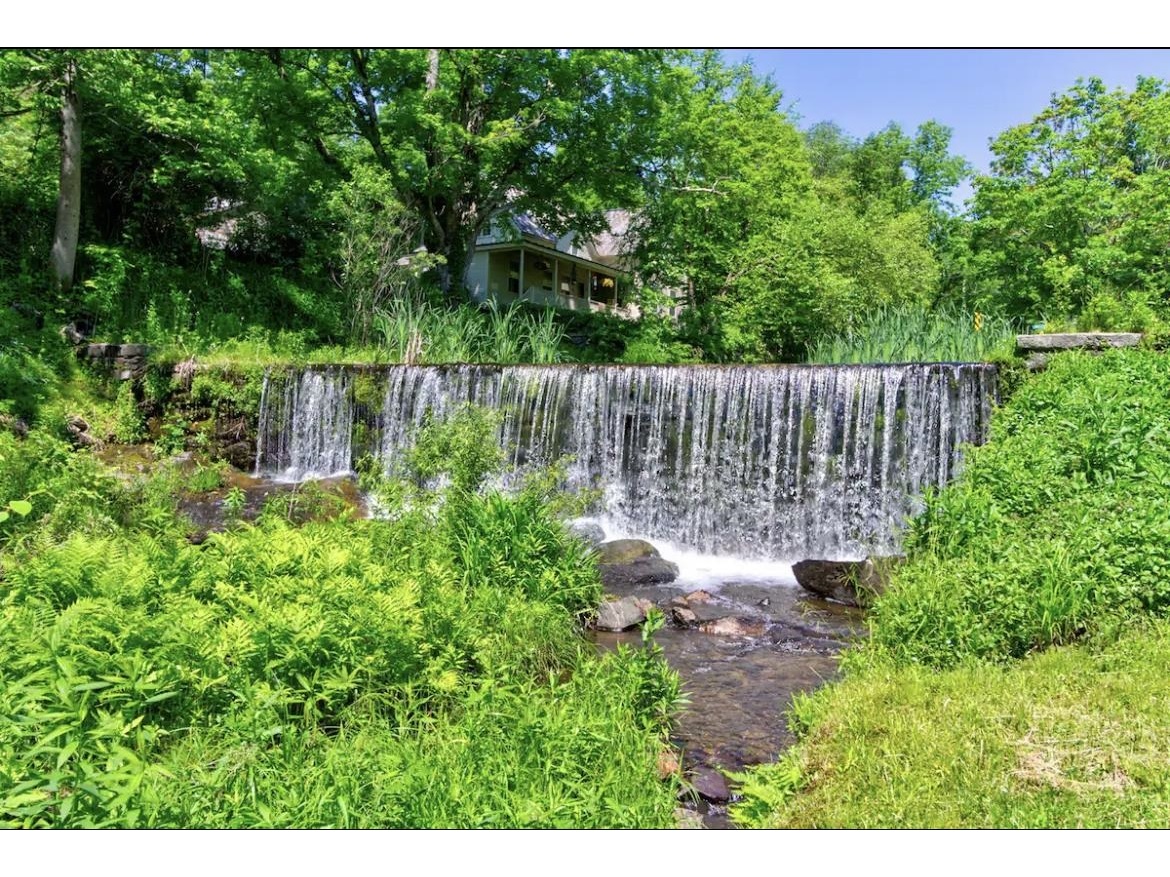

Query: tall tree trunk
[50,58,81,295]
[426,50,440,92]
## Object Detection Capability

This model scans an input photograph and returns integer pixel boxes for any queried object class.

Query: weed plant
[372,297,566,365]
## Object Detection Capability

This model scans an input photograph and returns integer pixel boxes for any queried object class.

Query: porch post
[519,248,526,301]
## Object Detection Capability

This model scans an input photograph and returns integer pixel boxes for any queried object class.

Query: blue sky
[723,49,1170,207]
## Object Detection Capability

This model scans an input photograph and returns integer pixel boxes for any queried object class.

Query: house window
[508,258,521,293]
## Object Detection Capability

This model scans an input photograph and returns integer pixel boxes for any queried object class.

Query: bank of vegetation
[733,349,1170,827]
[0,409,682,827]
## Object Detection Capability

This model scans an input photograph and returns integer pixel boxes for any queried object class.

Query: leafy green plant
[185,463,226,493]
[0,498,31,524]
[155,415,189,457]
[807,303,1017,364]
[222,485,246,523]
[405,405,504,495]
[112,382,145,443]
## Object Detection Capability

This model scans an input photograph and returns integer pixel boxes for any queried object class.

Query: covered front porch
[478,244,622,314]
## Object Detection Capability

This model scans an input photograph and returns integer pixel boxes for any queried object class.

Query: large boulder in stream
[596,538,679,589]
[688,766,732,803]
[792,557,902,608]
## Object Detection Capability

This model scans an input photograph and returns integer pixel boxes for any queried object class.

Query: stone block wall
[78,343,151,381]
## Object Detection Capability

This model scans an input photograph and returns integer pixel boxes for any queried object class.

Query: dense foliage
[0,419,681,827]
[871,349,1170,667]
[0,48,980,366]
[971,77,1170,325]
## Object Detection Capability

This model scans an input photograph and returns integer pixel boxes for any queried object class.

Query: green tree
[804,121,856,179]
[630,53,813,354]
[240,49,675,297]
[971,76,1170,320]
[632,57,947,361]
[0,51,84,294]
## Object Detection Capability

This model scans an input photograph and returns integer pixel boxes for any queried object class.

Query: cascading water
[256,363,996,560]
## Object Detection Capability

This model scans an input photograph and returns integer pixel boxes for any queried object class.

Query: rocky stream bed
[585,533,865,828]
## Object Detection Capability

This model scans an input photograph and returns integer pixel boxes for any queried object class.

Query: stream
[586,528,865,828]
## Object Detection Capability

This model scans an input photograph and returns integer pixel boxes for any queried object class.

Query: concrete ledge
[1016,332,1142,353]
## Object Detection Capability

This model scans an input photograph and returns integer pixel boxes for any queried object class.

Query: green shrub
[1075,289,1167,335]
[0,431,131,545]
[864,349,1170,668]
[735,349,1170,828]
[0,309,64,425]
[405,405,504,495]
[112,382,145,443]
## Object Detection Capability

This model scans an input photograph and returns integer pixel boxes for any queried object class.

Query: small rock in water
[674,807,706,829]
[699,617,766,637]
[593,595,652,632]
[672,605,699,627]
[689,767,731,803]
[596,538,679,589]
[792,557,902,607]
[567,520,606,546]
[596,538,660,565]
[684,589,715,604]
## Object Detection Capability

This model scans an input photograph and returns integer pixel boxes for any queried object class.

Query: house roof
[510,213,558,243]
[584,209,630,267]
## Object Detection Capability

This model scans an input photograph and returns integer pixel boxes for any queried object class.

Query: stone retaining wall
[78,343,151,381]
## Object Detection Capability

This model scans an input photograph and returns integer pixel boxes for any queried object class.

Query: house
[466,211,632,315]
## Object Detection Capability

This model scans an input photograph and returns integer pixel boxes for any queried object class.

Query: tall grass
[806,304,1017,364]
[372,298,566,364]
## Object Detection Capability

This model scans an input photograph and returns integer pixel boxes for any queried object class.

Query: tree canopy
[971,76,1170,322]
[4,49,1164,362]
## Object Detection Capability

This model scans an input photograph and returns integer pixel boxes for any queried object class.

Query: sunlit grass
[734,622,1170,828]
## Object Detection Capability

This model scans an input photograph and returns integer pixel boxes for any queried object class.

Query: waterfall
[256,363,997,560]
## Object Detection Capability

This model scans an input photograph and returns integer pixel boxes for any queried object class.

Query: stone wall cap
[1016,332,1143,352]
